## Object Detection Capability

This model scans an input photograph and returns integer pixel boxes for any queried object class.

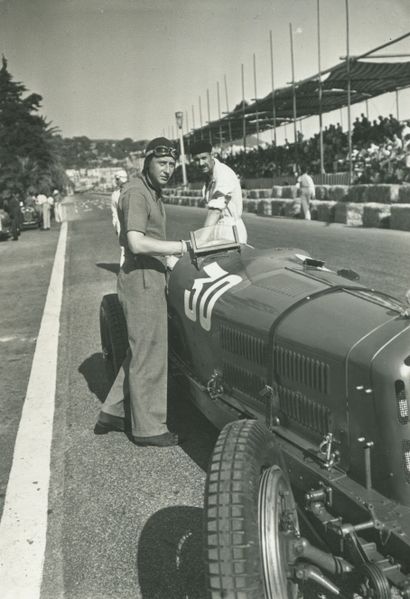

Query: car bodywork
[166,226,410,597]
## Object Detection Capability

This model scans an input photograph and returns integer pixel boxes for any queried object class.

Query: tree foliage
[0,56,67,204]
[59,136,149,169]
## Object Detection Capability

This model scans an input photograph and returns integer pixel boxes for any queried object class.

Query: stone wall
[163,184,410,231]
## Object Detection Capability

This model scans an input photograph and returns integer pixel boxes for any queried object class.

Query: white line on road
[0,222,68,599]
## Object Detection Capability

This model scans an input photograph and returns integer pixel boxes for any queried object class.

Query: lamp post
[175,111,187,187]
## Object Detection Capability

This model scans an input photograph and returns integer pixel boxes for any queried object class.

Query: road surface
[0,193,408,598]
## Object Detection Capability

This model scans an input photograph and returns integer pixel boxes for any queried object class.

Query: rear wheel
[204,420,300,599]
[99,293,128,379]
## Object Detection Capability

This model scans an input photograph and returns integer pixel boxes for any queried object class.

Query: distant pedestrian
[36,192,52,230]
[296,166,315,220]
[111,170,128,265]
[35,192,45,227]
[191,140,247,243]
[53,189,63,223]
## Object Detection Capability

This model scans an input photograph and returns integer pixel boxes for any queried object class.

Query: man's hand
[166,255,179,270]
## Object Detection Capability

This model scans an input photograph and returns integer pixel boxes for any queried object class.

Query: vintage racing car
[100,225,410,599]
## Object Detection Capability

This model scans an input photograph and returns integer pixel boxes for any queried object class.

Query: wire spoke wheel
[259,465,300,599]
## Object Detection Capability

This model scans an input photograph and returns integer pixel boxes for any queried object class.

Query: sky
[1,0,410,144]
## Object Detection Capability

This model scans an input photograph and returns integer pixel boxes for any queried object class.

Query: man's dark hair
[190,140,212,155]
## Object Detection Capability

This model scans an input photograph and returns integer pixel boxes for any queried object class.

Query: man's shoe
[94,414,125,435]
[130,431,179,447]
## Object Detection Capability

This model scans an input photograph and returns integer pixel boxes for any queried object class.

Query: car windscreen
[189,224,240,255]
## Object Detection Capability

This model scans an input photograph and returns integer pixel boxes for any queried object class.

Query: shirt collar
[141,172,162,200]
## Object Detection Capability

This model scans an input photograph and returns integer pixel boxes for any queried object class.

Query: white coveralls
[296,173,315,220]
[203,158,247,243]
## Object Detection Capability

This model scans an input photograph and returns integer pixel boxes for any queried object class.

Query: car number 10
[184,263,242,332]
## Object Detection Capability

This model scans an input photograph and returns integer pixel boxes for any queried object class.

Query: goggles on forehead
[145,145,178,160]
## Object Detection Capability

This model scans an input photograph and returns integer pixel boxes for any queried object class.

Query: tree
[0,56,67,204]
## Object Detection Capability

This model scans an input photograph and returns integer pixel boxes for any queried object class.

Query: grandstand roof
[186,59,410,145]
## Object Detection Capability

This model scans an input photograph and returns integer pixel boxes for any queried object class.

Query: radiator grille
[219,325,266,366]
[274,345,329,394]
[278,385,330,435]
[223,362,266,399]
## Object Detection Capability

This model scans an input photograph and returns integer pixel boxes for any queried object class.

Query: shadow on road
[77,353,219,471]
[167,377,219,473]
[138,505,207,599]
[78,352,111,402]
[96,262,120,275]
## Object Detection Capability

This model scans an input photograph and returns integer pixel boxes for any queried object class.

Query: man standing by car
[191,140,247,243]
[94,137,187,447]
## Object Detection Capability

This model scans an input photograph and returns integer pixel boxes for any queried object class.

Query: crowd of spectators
[212,114,410,184]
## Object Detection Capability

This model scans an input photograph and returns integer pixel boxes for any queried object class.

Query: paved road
[0,194,409,599]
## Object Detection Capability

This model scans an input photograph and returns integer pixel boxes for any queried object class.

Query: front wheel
[204,420,300,599]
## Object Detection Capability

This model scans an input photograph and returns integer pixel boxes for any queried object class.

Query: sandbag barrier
[162,185,410,231]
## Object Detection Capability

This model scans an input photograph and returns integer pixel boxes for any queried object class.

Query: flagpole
[269,30,277,147]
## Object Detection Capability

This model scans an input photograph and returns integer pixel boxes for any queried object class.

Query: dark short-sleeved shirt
[118,174,166,270]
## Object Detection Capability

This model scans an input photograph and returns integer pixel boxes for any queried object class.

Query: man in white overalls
[191,141,247,243]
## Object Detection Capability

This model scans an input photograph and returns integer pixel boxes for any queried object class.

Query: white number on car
[184,263,242,331]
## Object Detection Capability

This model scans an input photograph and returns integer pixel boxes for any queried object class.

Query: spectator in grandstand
[404,134,410,169]
[111,169,128,265]
[391,133,403,155]
[191,140,247,243]
[95,137,188,447]
[401,121,410,140]
[296,166,315,220]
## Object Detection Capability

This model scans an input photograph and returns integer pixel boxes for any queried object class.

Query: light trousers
[300,190,313,220]
[101,262,169,437]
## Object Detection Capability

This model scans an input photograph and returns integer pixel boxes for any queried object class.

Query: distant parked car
[0,208,11,240]
[20,205,41,230]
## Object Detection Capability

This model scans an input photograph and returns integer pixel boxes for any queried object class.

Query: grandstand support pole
[175,111,187,187]
[207,88,213,145]
[224,74,233,152]
[269,30,278,148]
[217,81,223,152]
[191,105,196,130]
[317,0,325,174]
[241,63,247,170]
[253,53,260,147]
[198,96,203,140]
[365,99,369,119]
[289,22,299,171]
[396,90,400,120]
[345,0,353,185]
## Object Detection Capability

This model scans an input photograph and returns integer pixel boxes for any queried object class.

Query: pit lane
[0,193,409,598]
